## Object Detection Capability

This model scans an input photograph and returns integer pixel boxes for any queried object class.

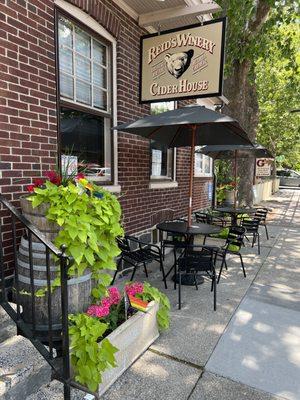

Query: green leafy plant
[216,183,235,204]
[28,179,123,292]
[136,282,171,330]
[69,313,118,392]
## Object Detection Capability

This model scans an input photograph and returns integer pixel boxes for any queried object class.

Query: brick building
[0,0,224,276]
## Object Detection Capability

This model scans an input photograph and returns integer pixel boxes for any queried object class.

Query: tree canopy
[213,0,300,204]
[256,18,300,169]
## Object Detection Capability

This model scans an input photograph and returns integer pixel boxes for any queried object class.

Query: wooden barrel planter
[17,237,92,347]
[18,197,92,347]
[20,196,60,242]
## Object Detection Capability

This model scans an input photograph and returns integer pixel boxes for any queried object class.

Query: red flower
[27,184,36,192]
[33,178,44,187]
[76,173,85,180]
[45,170,62,186]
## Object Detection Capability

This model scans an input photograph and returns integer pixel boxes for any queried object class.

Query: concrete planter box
[98,301,159,396]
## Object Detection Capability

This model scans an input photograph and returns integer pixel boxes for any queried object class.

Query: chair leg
[257,233,260,255]
[130,265,137,281]
[178,270,182,310]
[111,269,118,285]
[265,224,269,240]
[239,253,246,277]
[159,254,168,290]
[217,256,225,283]
[224,259,228,270]
[252,234,255,247]
[143,262,148,278]
[111,257,123,284]
[174,259,177,290]
[203,235,206,245]
[194,274,198,290]
[213,270,217,311]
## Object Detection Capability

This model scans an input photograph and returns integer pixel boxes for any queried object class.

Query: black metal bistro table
[214,207,256,226]
[157,221,221,285]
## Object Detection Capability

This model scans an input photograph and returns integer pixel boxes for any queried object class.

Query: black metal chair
[160,218,186,261]
[112,236,167,288]
[216,226,246,283]
[195,211,226,227]
[254,207,269,239]
[241,218,261,254]
[176,243,218,310]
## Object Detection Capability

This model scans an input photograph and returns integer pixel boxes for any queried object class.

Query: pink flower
[125,282,144,297]
[101,298,111,308]
[108,287,121,305]
[86,304,110,318]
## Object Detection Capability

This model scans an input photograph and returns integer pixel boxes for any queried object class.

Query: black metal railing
[0,194,73,399]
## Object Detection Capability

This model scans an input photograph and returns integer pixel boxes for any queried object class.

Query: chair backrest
[150,209,175,226]
[194,212,210,224]
[225,226,246,251]
[255,208,268,223]
[116,236,131,254]
[241,218,260,233]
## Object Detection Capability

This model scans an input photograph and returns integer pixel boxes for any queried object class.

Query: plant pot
[223,190,235,206]
[16,237,92,348]
[97,301,159,396]
[20,196,60,242]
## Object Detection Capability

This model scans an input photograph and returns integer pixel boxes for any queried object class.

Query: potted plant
[69,281,170,395]
[17,171,124,343]
[216,183,236,205]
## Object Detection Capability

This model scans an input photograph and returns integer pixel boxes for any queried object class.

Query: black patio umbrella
[198,144,274,206]
[114,105,252,226]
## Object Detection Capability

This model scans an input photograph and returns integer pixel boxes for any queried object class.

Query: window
[150,102,175,180]
[194,148,213,177]
[58,15,112,181]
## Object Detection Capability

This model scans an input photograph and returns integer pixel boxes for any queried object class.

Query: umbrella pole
[188,125,196,227]
[234,150,237,208]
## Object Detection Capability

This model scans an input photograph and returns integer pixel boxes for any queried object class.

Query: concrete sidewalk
[102,189,300,400]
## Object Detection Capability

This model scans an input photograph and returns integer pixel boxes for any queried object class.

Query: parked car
[276,169,300,187]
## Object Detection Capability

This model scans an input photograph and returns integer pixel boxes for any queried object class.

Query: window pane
[60,73,74,99]
[93,88,107,110]
[151,141,170,177]
[76,80,91,105]
[75,28,90,57]
[60,107,105,174]
[76,55,91,82]
[93,63,106,88]
[59,48,73,74]
[151,101,175,115]
[59,17,73,48]
[93,41,106,65]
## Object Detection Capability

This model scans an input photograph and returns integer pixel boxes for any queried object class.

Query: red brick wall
[0,0,57,273]
[0,0,212,275]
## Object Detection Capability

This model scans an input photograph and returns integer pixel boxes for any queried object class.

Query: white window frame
[194,148,213,177]
[150,101,177,181]
[55,0,120,191]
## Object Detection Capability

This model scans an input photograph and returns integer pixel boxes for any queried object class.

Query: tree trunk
[223,60,259,206]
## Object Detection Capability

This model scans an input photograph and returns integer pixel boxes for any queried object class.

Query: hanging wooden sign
[139,17,226,103]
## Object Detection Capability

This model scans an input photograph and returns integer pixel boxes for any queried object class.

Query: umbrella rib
[146,126,162,139]
[169,125,182,147]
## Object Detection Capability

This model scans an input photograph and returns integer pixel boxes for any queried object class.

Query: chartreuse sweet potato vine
[69,313,118,392]
[29,180,123,293]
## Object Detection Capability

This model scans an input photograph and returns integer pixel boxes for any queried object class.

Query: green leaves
[137,282,171,331]
[28,181,124,282]
[69,313,118,392]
